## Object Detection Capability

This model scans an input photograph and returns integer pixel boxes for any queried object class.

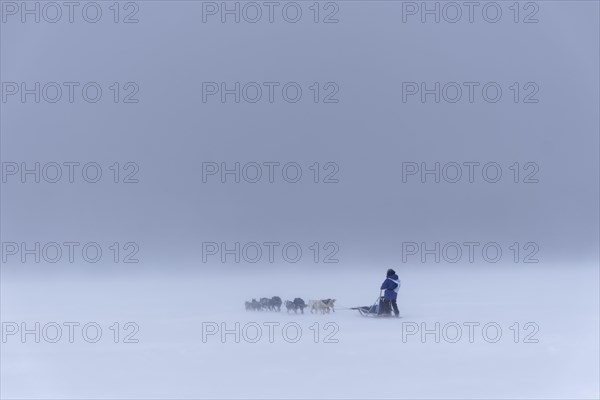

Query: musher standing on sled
[379,269,400,317]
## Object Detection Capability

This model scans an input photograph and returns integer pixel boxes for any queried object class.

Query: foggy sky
[1,1,598,268]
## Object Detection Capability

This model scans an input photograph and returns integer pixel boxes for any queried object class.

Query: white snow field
[1,263,598,399]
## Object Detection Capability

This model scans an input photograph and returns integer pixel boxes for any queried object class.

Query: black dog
[268,296,282,311]
[293,298,307,314]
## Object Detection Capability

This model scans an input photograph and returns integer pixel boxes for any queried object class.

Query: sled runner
[350,296,400,318]
[355,305,379,317]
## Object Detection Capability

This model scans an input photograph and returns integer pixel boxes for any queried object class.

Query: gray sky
[1,1,598,268]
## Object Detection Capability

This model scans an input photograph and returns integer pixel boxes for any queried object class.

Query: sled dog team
[244,268,400,317]
[245,297,336,314]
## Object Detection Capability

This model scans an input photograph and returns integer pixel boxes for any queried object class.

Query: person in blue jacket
[379,268,400,317]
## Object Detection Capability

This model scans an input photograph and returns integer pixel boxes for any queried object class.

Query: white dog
[308,299,332,314]
[321,298,336,313]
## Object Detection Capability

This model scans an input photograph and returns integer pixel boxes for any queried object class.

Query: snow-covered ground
[1,263,598,399]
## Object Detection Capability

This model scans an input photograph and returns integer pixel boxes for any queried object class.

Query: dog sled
[350,296,400,318]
